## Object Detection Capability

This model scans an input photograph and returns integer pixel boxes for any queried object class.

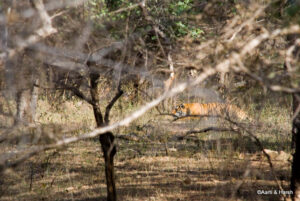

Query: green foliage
[169,0,193,16]
[88,0,109,19]
[175,21,189,36]
[286,4,300,17]
[88,0,133,20]
[87,0,204,40]
[174,21,204,38]
[168,0,206,38]
[267,0,300,24]
[285,2,300,24]
[190,27,204,38]
[105,0,123,10]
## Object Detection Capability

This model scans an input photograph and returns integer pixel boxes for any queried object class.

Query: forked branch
[104,84,124,124]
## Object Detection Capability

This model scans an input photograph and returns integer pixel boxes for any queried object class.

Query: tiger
[172,103,250,121]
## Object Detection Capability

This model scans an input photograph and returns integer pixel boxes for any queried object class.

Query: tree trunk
[15,78,39,125]
[99,132,117,201]
[16,88,34,124]
[90,73,117,201]
[90,73,104,126]
[291,93,300,201]
[30,79,39,122]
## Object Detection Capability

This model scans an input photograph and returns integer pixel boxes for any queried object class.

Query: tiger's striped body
[172,103,249,120]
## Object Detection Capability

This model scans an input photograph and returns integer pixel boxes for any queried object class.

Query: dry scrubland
[0,97,293,201]
[1,1,297,200]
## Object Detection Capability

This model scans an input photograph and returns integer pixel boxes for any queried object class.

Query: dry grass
[36,99,96,130]
[0,97,293,201]
[0,139,291,201]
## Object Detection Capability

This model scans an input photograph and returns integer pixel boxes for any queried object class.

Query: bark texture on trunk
[99,132,117,201]
[291,94,300,201]
[89,72,117,201]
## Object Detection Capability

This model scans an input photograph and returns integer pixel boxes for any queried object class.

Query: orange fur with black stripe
[172,103,249,120]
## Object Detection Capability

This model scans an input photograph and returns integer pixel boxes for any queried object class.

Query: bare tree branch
[62,84,94,106]
[0,0,57,61]
[104,84,124,124]
[177,127,236,140]
[225,118,287,198]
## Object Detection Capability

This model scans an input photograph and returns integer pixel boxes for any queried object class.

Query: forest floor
[0,139,292,201]
[0,98,293,201]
